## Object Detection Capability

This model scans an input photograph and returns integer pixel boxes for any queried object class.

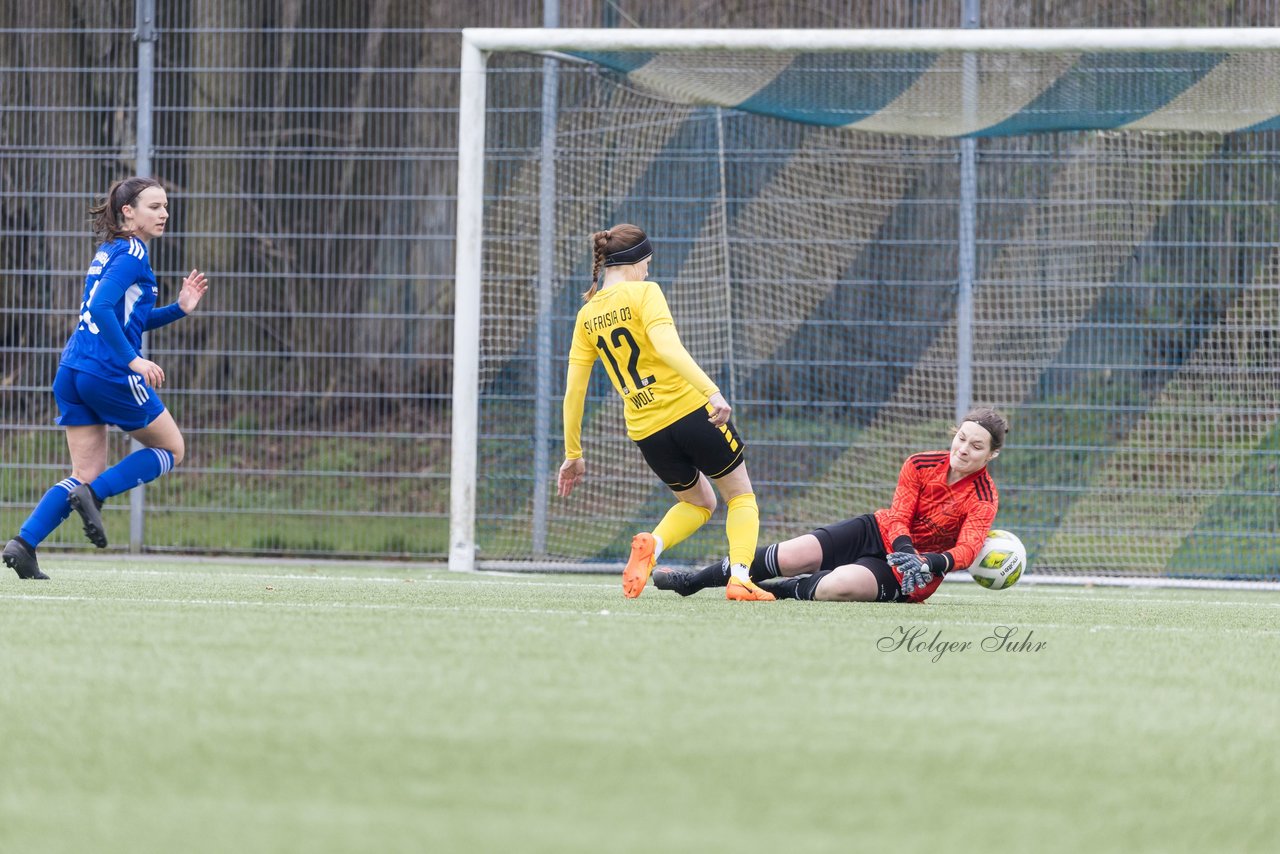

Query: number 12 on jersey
[596,328,655,396]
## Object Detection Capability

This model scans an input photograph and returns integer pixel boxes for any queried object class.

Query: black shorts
[811,513,903,602]
[634,405,746,490]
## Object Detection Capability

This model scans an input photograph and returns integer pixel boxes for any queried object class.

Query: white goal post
[461,26,1280,54]
[450,27,1280,575]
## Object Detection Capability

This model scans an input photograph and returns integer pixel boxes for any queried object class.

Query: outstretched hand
[177,269,208,314]
[888,551,932,596]
[706,392,731,427]
[558,457,585,497]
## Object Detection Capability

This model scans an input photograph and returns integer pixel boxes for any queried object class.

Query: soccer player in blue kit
[3,177,208,580]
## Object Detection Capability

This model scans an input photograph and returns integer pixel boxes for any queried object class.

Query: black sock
[769,576,803,599]
[793,569,833,601]
[749,543,780,583]
[688,558,731,591]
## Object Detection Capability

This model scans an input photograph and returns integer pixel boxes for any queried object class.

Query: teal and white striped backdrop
[571,49,1280,136]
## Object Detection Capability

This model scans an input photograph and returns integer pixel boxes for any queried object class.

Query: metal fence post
[955,0,980,423]
[129,0,157,553]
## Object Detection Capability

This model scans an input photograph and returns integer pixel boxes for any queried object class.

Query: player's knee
[166,437,185,467]
[778,534,823,575]
[815,578,860,601]
[686,479,717,513]
[814,566,877,602]
[685,501,713,524]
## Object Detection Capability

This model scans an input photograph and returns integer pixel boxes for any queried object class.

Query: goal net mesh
[472,47,1280,579]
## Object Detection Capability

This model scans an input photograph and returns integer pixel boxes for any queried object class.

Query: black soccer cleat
[68,483,108,548]
[3,538,50,580]
[651,567,699,597]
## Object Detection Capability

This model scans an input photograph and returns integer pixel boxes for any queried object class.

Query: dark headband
[112,178,155,210]
[603,236,652,267]
[967,412,1007,448]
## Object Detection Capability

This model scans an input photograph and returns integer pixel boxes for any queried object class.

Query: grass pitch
[1,560,1276,854]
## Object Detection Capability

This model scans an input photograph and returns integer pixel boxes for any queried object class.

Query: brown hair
[584,223,649,302]
[90,176,163,241]
[960,406,1009,452]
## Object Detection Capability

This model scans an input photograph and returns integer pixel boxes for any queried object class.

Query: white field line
[1008,573,1280,592]
[930,591,1280,607]
[3,592,1278,636]
[15,567,1280,609]
[30,568,1280,606]
[0,592,657,621]
[29,566,607,588]
[45,554,1280,590]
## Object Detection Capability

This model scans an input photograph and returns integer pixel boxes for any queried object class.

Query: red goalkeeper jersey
[873,451,998,576]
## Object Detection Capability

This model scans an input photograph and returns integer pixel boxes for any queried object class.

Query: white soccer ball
[969,529,1027,590]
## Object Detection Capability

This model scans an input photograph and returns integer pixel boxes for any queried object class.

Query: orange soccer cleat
[622,532,657,598]
[726,576,775,601]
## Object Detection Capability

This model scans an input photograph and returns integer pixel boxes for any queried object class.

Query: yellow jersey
[568,280,717,441]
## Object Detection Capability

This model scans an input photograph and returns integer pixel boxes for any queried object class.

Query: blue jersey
[60,237,184,380]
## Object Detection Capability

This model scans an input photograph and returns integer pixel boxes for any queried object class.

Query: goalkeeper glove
[888,551,933,595]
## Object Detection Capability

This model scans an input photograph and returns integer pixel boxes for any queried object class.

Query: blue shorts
[53,365,165,431]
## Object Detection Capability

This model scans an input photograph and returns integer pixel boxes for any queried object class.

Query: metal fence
[3,0,1279,562]
[1,4,487,558]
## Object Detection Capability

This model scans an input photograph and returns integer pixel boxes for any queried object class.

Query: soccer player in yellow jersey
[557,224,774,601]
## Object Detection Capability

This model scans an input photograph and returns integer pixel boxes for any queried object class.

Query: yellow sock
[725,492,759,568]
[652,501,712,555]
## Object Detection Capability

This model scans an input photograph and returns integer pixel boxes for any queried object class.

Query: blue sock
[91,448,176,500]
[18,477,82,548]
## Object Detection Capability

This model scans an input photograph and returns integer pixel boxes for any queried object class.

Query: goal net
[453,28,1280,582]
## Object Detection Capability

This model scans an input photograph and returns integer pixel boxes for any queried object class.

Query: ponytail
[89,176,161,242]
[583,229,612,301]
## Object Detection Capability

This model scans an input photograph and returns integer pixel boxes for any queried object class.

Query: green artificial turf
[1,561,1276,854]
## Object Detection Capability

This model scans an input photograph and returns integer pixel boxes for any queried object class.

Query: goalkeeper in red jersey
[653,408,1007,603]
[558,224,773,601]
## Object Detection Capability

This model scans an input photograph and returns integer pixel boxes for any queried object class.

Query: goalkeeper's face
[950,421,998,476]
